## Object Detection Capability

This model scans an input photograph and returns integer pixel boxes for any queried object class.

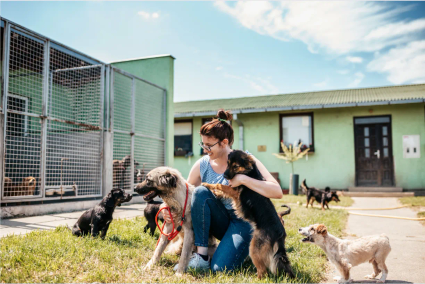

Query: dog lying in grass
[202,150,295,279]
[301,179,340,210]
[299,224,391,283]
[71,188,132,239]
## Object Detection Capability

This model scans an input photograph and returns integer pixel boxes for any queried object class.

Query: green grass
[399,197,425,225]
[1,205,348,283]
[399,196,425,207]
[281,194,354,207]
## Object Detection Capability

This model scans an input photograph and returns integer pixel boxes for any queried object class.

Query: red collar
[155,183,189,242]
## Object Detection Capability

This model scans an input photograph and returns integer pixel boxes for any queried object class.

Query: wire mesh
[113,72,132,132]
[46,50,102,198]
[112,132,132,191]
[8,29,44,115]
[3,29,44,198]
[135,79,165,139]
[45,120,101,197]
[134,136,165,181]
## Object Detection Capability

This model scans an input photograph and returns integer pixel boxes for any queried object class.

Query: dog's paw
[337,278,349,284]
[333,276,341,282]
[365,274,377,279]
[175,272,184,277]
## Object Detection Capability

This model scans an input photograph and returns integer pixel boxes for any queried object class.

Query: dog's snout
[298,228,302,232]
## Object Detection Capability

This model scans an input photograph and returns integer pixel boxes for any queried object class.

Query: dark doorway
[354,116,394,186]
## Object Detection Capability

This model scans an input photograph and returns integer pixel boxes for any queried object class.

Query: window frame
[7,93,29,136]
[279,112,314,152]
[174,119,193,157]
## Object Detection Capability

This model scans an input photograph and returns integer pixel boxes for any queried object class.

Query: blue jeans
[191,186,253,272]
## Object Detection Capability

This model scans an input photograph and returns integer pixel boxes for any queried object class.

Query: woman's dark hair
[200,109,234,146]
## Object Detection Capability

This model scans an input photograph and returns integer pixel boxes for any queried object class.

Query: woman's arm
[187,159,202,187]
[228,156,283,199]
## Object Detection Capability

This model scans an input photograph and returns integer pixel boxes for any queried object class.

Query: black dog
[71,188,132,238]
[202,150,294,279]
[143,200,164,236]
[301,179,340,210]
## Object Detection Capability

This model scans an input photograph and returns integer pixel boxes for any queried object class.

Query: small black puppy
[71,188,132,238]
[143,200,164,236]
[301,179,340,210]
[202,150,294,279]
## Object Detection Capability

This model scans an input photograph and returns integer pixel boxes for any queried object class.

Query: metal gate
[1,19,104,201]
[111,67,166,192]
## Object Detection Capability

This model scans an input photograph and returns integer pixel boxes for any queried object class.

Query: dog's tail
[273,240,295,278]
[278,205,291,218]
[300,179,308,194]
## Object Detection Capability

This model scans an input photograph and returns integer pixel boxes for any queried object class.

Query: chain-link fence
[1,17,167,203]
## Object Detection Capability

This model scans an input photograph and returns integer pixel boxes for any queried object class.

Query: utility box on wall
[403,135,420,158]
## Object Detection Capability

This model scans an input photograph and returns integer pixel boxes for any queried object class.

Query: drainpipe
[233,114,244,150]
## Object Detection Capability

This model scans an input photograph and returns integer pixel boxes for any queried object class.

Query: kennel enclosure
[0,17,167,203]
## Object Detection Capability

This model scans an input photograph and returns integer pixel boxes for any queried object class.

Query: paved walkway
[0,203,147,238]
[326,197,425,283]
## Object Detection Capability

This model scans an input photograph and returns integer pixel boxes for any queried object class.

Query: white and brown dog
[134,167,216,276]
[299,224,391,283]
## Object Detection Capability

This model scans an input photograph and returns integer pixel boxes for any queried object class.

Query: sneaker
[173,253,210,271]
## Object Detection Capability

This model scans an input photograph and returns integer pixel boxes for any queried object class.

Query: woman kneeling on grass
[163,109,283,272]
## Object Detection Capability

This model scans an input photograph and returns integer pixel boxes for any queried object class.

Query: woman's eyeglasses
[198,141,219,151]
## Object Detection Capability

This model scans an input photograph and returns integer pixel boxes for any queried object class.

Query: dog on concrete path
[202,150,295,279]
[71,188,132,239]
[299,223,391,283]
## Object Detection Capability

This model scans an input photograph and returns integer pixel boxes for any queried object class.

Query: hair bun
[217,109,233,122]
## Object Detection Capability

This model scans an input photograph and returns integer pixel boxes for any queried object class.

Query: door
[354,116,394,186]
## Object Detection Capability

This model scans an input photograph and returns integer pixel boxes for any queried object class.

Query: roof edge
[174,99,425,117]
[110,54,176,64]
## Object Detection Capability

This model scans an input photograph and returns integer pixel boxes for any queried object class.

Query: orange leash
[155,183,189,247]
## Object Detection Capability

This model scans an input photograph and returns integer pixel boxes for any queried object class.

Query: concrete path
[327,197,425,284]
[0,203,147,238]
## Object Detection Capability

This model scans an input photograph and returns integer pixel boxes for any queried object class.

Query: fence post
[130,78,135,192]
[0,21,11,199]
[39,39,50,199]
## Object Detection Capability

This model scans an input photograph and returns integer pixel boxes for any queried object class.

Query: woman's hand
[228,174,247,188]
[160,202,178,223]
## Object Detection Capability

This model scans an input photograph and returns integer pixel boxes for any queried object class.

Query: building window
[280,113,314,152]
[174,120,193,156]
[6,94,29,136]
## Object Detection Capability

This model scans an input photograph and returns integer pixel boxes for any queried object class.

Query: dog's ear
[158,172,178,188]
[325,187,331,193]
[316,224,328,235]
[105,190,116,207]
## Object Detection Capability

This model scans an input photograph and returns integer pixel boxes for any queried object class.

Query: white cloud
[137,11,160,20]
[215,1,424,55]
[367,41,425,84]
[337,70,350,75]
[346,56,363,63]
[215,66,223,71]
[349,72,365,87]
[223,72,278,94]
[313,79,328,88]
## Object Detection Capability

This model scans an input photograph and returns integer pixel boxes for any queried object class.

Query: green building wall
[175,103,425,190]
[111,56,175,167]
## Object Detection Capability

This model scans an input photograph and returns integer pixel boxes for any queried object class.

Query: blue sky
[1,1,425,102]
